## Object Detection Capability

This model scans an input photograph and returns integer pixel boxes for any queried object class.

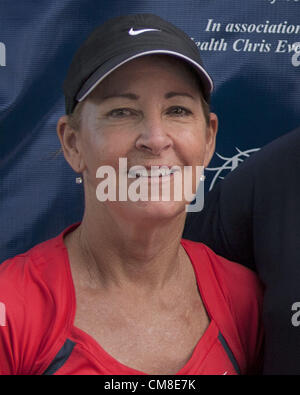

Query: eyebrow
[101,93,139,101]
[164,91,196,100]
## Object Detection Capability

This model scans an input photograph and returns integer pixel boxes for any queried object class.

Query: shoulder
[182,240,264,372]
[223,126,300,187]
[201,243,265,370]
[0,231,71,375]
[258,126,300,160]
[205,244,263,303]
[181,239,264,334]
[0,234,63,294]
[182,239,263,302]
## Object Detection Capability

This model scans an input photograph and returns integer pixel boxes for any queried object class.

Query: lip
[129,164,179,170]
[128,165,181,178]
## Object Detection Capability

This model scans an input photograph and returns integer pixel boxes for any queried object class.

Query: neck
[73,205,187,291]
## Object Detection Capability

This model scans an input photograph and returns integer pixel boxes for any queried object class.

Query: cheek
[177,133,208,166]
[173,117,209,161]
[81,128,134,175]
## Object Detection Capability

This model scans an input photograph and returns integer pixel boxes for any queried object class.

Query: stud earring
[200,175,206,182]
[76,176,83,184]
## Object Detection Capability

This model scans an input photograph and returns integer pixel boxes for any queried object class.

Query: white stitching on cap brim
[77,50,213,102]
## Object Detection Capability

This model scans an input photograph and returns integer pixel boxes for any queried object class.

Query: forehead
[88,54,201,100]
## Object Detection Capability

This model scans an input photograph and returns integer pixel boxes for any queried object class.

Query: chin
[109,200,187,223]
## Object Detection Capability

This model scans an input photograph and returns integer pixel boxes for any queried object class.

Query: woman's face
[67,55,217,221]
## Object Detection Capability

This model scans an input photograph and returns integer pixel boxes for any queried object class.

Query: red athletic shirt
[0,223,264,375]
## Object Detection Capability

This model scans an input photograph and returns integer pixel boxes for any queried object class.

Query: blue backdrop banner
[0,0,299,262]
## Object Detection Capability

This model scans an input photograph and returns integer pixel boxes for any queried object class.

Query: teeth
[128,167,178,178]
[159,168,171,176]
[128,168,148,177]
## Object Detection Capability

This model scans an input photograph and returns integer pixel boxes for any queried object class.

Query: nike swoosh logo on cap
[128,27,161,36]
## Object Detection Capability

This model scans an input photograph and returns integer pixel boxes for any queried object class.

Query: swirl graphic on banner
[206,147,261,191]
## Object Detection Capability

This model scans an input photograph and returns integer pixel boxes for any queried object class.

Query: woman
[0,14,263,375]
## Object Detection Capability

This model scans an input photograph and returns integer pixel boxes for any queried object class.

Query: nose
[135,117,173,155]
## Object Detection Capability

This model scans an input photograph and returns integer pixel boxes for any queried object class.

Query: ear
[203,112,218,168]
[56,115,86,173]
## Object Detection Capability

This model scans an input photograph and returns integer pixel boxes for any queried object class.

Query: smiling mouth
[128,167,180,178]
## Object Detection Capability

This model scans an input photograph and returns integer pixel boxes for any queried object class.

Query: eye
[167,106,192,117]
[106,108,135,118]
